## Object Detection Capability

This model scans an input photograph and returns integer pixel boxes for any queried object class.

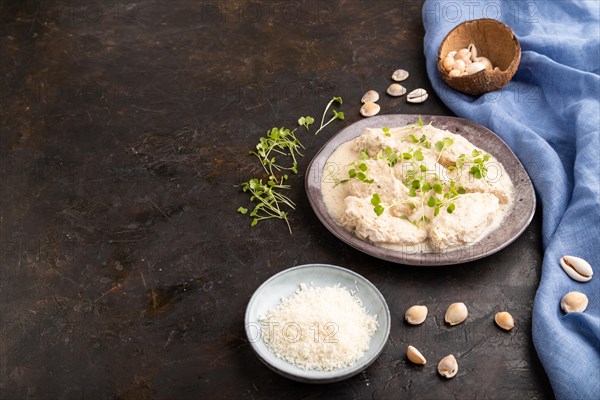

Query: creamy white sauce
[321,125,513,252]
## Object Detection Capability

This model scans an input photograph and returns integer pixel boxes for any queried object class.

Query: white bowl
[245,264,391,383]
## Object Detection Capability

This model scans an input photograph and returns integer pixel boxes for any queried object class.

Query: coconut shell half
[437,19,521,96]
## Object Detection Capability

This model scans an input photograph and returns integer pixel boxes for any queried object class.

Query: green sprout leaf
[413,149,424,161]
[370,193,381,206]
[240,178,296,233]
[387,150,398,167]
[315,96,344,135]
[470,166,483,179]
[297,116,315,130]
[456,149,489,179]
[427,196,436,207]
[447,203,456,213]
[371,193,384,216]
[434,137,454,163]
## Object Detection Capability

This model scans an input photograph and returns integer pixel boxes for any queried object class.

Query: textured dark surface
[0,1,553,399]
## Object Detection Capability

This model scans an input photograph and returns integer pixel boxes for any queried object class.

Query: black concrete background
[1,1,553,399]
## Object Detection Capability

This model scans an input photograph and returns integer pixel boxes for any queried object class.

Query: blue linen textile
[422,1,600,398]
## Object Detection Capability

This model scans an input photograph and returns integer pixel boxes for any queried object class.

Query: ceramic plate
[245,264,391,383]
[305,114,536,266]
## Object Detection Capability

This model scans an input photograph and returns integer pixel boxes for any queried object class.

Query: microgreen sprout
[240,97,345,232]
[434,137,454,163]
[348,161,374,184]
[241,127,301,231]
[406,133,431,148]
[249,127,305,179]
[332,177,349,187]
[241,177,296,233]
[413,149,424,161]
[298,116,315,130]
[371,193,385,216]
[394,116,429,138]
[398,147,425,162]
[315,97,344,135]
[385,147,398,167]
[427,179,466,216]
[383,127,391,137]
[400,159,467,222]
[456,149,491,179]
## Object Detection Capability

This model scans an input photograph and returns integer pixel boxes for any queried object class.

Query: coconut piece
[436,18,521,95]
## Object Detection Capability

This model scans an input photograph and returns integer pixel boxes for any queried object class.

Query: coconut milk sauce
[321,136,512,253]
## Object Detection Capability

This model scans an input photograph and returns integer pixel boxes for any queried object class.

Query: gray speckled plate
[245,264,390,383]
[305,114,536,266]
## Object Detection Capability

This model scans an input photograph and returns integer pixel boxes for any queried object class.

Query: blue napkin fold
[422,1,600,398]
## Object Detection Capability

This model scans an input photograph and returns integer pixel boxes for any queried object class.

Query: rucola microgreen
[371,193,384,216]
[348,161,374,184]
[434,137,454,163]
[239,97,344,232]
[249,126,305,179]
[298,116,314,130]
[240,177,296,233]
[456,149,491,179]
[315,97,345,135]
